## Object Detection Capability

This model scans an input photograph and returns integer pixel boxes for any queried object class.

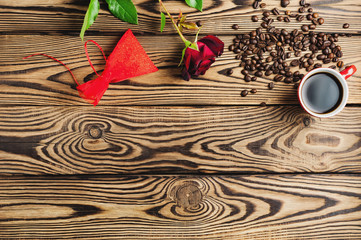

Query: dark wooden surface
[1,0,361,239]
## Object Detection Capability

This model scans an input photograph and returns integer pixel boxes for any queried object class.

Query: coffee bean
[317,54,326,60]
[251,76,257,81]
[337,61,344,68]
[295,51,301,57]
[300,0,305,6]
[245,74,252,82]
[284,77,292,83]
[252,15,259,22]
[296,15,305,22]
[268,82,274,89]
[251,89,257,94]
[312,13,319,18]
[309,24,316,30]
[301,25,309,32]
[252,1,260,9]
[196,21,203,27]
[284,16,290,22]
[260,102,266,106]
[299,7,305,13]
[307,14,313,20]
[241,69,249,75]
[308,8,313,13]
[241,90,248,97]
[308,59,314,65]
[277,16,284,21]
[255,71,263,77]
[290,59,299,66]
[226,69,233,75]
[312,19,318,25]
[329,65,336,69]
[265,69,273,76]
[281,0,290,8]
[267,18,274,25]
[261,22,268,28]
[234,48,241,53]
[260,3,266,8]
[323,58,331,64]
[229,45,235,51]
[232,24,239,30]
[263,11,270,17]
[343,23,350,29]
[314,63,322,69]
[336,51,343,58]
[274,75,284,82]
[318,18,324,25]
[272,8,280,15]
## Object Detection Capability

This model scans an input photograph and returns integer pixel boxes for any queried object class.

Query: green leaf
[160,12,166,32]
[180,21,199,30]
[105,0,138,25]
[185,0,203,11]
[80,0,100,41]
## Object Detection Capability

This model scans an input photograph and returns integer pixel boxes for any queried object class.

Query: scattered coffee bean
[329,65,336,69]
[281,0,290,7]
[232,24,239,30]
[284,16,290,22]
[272,8,280,15]
[308,8,313,12]
[241,90,248,97]
[284,77,292,83]
[337,61,344,68]
[251,76,257,81]
[260,102,266,106]
[299,7,305,13]
[299,15,307,22]
[196,21,203,27]
[251,89,257,94]
[263,11,271,17]
[301,25,309,32]
[245,74,252,82]
[309,24,316,30]
[343,23,350,29]
[226,69,233,75]
[260,3,266,8]
[268,82,274,89]
[312,13,319,18]
[252,15,259,22]
[252,0,260,9]
[306,14,313,20]
[277,16,284,21]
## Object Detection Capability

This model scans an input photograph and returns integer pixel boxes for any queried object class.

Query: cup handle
[340,65,357,80]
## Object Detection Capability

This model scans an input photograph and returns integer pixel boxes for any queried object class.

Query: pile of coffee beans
[230,0,352,98]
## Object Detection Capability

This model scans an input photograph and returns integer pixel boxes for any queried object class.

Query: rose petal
[198,35,224,57]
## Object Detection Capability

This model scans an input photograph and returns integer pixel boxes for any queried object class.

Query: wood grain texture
[1,34,361,106]
[0,0,360,35]
[1,174,361,239]
[1,106,361,175]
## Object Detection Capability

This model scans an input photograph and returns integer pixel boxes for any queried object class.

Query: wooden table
[1,0,361,239]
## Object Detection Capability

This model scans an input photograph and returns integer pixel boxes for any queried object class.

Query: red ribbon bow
[24,29,158,106]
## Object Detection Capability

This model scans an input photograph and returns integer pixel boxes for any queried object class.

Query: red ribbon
[24,29,158,106]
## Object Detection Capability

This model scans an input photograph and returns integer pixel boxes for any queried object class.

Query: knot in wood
[303,117,311,127]
[174,182,203,209]
[88,125,103,139]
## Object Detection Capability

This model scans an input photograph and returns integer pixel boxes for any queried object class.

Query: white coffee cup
[298,65,357,118]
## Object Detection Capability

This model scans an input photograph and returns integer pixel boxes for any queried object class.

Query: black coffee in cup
[301,72,343,113]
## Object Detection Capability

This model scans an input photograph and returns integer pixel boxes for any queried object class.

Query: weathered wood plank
[1,35,361,106]
[1,106,361,175]
[1,174,360,239]
[0,0,360,35]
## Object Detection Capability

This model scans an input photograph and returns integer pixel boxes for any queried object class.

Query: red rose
[182,35,224,81]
